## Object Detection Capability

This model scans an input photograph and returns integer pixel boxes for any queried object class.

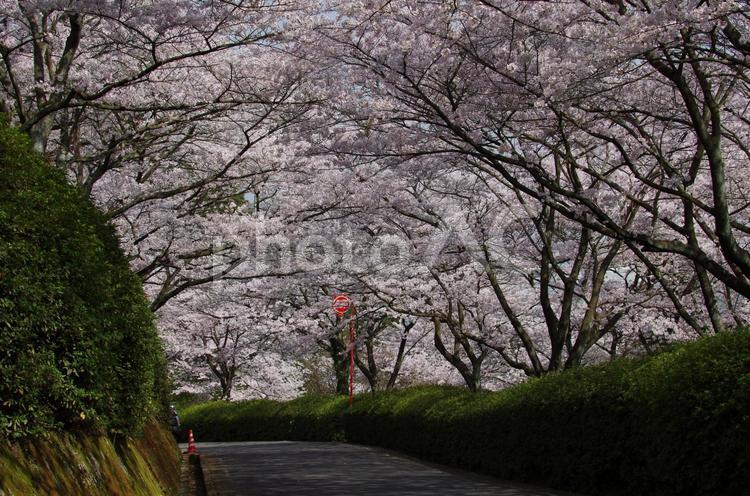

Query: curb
[196,453,225,496]
[183,453,208,496]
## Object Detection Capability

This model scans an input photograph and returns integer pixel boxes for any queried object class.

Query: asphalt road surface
[193,441,580,496]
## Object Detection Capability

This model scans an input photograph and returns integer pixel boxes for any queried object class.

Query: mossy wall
[0,421,180,496]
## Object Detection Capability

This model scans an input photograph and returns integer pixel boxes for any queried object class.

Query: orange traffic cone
[184,429,198,454]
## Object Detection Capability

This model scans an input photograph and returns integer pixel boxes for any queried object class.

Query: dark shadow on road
[195,441,581,496]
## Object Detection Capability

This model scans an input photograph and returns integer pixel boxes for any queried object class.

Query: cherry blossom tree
[7,0,749,399]
[313,0,750,339]
[1,0,321,309]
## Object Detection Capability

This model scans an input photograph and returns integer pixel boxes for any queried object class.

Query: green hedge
[0,122,169,437]
[182,395,347,442]
[182,329,750,496]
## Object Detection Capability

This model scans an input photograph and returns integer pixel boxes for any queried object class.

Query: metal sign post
[332,294,355,407]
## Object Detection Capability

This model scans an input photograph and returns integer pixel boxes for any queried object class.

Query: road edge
[199,453,231,496]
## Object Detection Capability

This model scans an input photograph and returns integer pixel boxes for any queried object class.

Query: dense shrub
[348,331,750,495]
[0,121,169,437]
[182,329,750,496]
[182,395,347,443]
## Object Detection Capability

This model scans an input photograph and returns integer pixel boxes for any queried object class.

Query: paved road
[191,441,579,496]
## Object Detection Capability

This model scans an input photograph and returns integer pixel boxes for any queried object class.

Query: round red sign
[332,294,352,316]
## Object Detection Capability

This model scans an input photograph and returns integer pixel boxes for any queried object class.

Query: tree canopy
[2,0,750,399]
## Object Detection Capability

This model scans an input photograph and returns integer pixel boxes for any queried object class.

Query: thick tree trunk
[329,336,349,395]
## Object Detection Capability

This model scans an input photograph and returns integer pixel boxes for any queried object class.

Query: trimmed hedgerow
[182,395,347,443]
[0,121,169,437]
[182,329,750,496]
[348,331,750,496]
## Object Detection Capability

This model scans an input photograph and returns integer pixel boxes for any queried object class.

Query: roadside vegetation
[0,120,180,494]
[181,328,750,496]
[0,120,170,437]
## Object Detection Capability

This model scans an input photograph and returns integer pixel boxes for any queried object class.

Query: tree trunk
[329,336,349,395]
